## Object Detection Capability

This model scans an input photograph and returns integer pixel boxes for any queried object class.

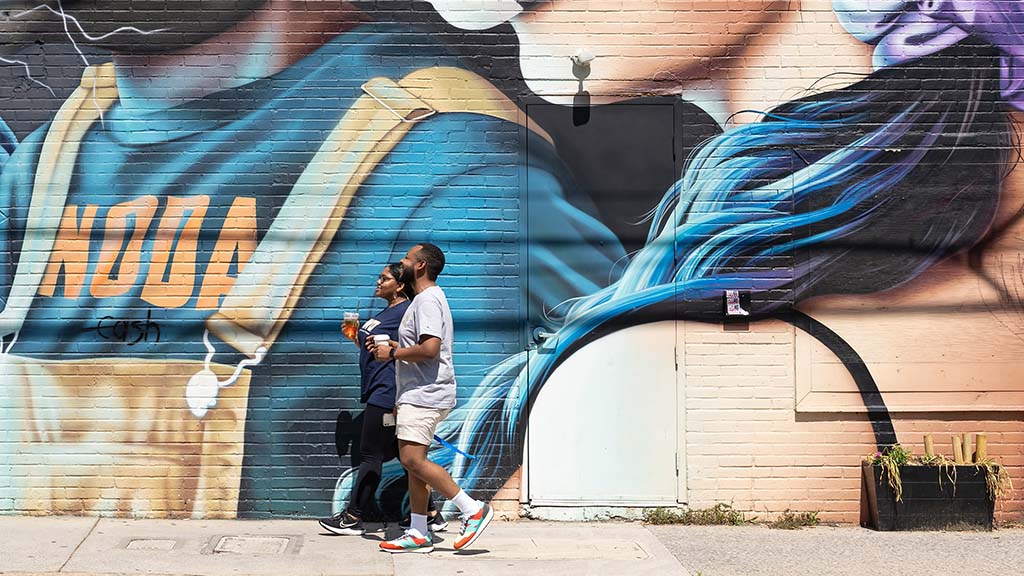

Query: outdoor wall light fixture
[570,48,593,126]
[570,48,595,70]
[424,2,595,124]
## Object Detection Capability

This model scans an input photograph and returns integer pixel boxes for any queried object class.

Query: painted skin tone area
[0,0,365,110]
[512,0,875,124]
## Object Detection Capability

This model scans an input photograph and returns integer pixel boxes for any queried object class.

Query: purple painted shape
[833,0,1024,109]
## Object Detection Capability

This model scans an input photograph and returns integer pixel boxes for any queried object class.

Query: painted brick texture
[0,1,1021,524]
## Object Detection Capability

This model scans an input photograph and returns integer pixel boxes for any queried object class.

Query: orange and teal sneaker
[379,530,433,554]
[453,502,493,550]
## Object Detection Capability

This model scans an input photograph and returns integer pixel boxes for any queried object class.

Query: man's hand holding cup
[373,334,396,361]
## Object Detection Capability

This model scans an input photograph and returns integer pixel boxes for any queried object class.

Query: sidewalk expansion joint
[57,516,99,573]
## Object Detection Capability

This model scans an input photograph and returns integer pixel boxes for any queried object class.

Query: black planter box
[860,462,995,530]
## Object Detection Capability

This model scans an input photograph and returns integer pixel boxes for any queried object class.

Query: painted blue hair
[353,42,1012,512]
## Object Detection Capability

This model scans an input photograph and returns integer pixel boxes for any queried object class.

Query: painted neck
[715,2,874,125]
[111,1,364,113]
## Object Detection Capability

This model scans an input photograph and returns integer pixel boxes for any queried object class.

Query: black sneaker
[318,511,365,536]
[429,513,449,532]
[398,512,448,533]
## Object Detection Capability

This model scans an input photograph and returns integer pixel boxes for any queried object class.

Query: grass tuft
[871,444,912,502]
[767,510,820,530]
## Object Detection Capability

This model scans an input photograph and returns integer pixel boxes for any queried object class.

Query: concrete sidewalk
[652,524,1024,576]
[0,516,685,576]
[2,516,1022,576]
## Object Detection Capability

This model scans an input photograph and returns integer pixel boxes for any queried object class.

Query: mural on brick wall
[510,0,1024,427]
[0,1,1022,519]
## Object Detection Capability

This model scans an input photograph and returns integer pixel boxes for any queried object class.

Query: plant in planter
[860,440,1013,531]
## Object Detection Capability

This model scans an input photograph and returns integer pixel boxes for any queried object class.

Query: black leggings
[337,404,435,519]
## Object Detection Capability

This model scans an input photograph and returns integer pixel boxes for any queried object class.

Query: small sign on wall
[724,289,751,331]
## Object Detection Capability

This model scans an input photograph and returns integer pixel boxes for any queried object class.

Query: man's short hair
[416,243,446,281]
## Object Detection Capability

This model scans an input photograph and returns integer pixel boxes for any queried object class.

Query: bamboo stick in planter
[924,434,934,459]
[963,433,974,464]
[953,435,965,464]
[975,433,987,462]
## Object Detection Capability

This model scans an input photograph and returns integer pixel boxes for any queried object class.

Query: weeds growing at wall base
[644,504,825,529]
[643,503,754,526]
[767,510,820,530]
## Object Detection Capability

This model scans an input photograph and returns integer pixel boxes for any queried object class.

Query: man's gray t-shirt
[396,285,456,408]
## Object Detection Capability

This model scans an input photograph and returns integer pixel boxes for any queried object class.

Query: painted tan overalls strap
[0,63,118,340]
[206,66,551,357]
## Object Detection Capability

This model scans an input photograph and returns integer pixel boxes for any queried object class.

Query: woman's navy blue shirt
[356,300,410,410]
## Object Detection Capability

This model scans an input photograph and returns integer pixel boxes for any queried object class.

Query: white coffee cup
[373,334,391,348]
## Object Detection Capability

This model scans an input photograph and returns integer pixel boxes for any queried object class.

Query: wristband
[389,347,396,360]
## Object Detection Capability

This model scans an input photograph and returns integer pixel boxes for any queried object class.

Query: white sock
[451,490,481,517]
[410,513,428,537]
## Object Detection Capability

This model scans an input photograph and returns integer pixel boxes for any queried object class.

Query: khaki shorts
[396,404,451,446]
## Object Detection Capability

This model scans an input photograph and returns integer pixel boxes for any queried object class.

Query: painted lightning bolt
[0,55,56,96]
[9,2,169,121]
[14,3,169,42]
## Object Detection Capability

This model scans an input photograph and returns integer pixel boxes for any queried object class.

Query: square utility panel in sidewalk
[125,539,177,551]
[203,535,302,555]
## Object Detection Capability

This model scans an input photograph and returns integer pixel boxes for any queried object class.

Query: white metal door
[527,323,679,505]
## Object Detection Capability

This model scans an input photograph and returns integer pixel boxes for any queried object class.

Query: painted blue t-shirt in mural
[0,24,624,517]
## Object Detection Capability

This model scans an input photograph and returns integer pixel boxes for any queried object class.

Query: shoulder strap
[0,63,117,344]
[208,66,550,357]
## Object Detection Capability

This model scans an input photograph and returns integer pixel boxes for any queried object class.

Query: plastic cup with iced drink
[342,312,359,340]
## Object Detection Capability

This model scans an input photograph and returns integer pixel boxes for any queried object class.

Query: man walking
[374,243,492,553]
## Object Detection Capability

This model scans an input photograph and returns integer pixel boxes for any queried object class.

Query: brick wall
[682,321,1024,524]
[0,1,1021,521]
